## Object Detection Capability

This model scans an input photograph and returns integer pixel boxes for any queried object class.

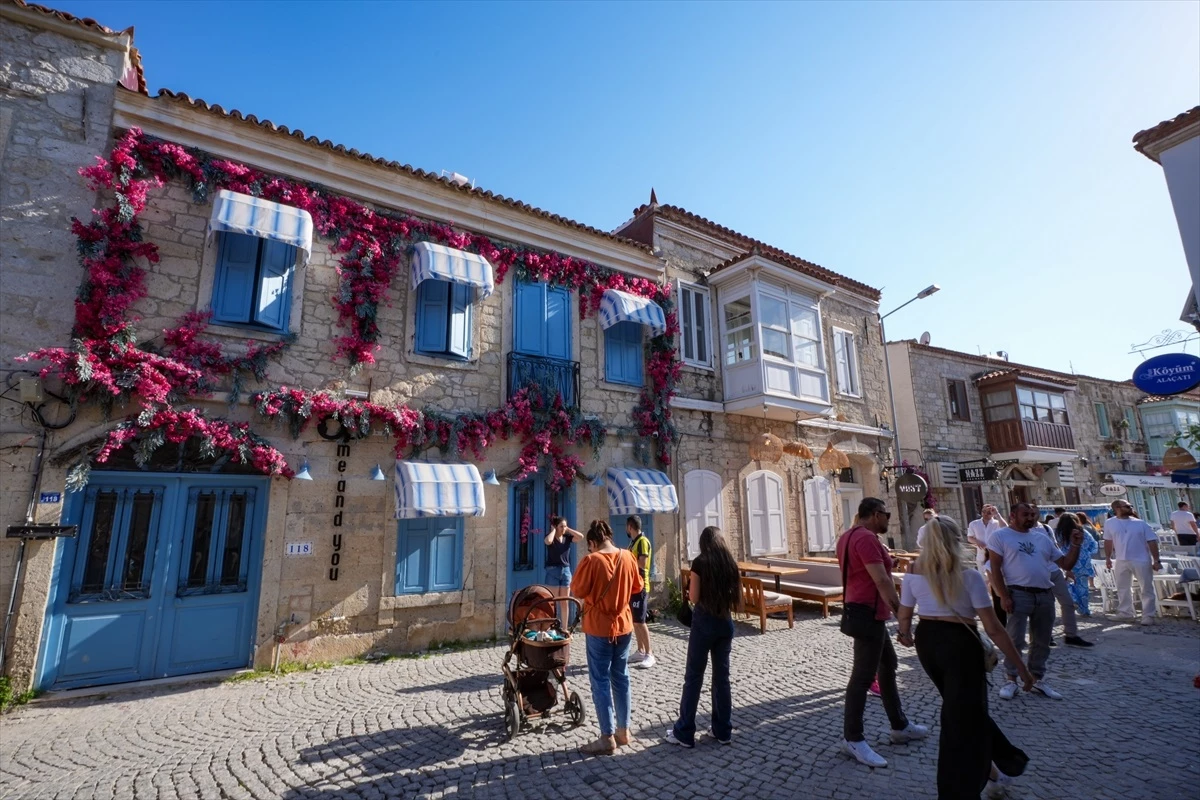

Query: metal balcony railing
[507,352,580,409]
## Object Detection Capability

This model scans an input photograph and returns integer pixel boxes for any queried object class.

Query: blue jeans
[585,633,632,736]
[672,605,734,745]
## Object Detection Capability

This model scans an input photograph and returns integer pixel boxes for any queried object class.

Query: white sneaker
[1140,617,1155,626]
[708,728,731,745]
[986,771,1014,797]
[635,654,656,669]
[664,728,694,748]
[890,722,929,743]
[841,738,887,768]
[1033,680,1063,700]
[998,681,1019,700]
[627,651,646,664]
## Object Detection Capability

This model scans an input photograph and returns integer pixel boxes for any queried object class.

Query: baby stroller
[501,584,585,740]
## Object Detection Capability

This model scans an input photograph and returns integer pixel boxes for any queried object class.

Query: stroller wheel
[565,691,585,727]
[504,699,521,740]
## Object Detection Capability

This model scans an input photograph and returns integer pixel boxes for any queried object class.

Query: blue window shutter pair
[212,232,294,332]
[396,517,463,594]
[415,280,473,358]
[605,321,644,386]
[514,280,571,359]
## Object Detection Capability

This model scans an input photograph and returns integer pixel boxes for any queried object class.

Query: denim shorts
[545,566,572,587]
[630,589,649,623]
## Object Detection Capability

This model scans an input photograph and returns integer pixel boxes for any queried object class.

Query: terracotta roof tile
[146,89,655,255]
[5,0,147,93]
[623,202,880,300]
[1132,105,1200,161]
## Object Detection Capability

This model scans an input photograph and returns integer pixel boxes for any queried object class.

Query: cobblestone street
[2,609,1198,800]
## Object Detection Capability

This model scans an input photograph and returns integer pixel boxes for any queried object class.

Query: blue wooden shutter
[513,280,545,356]
[545,286,571,360]
[447,283,473,359]
[606,321,643,385]
[429,518,463,591]
[212,233,259,324]
[253,240,295,331]
[415,280,450,354]
[396,518,431,594]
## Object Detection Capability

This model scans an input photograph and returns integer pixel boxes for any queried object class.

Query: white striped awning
[410,241,495,299]
[598,289,667,335]
[606,467,679,515]
[208,190,313,265]
[394,461,486,519]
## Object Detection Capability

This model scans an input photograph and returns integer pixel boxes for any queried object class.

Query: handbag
[838,530,880,638]
[955,614,999,673]
[676,601,693,628]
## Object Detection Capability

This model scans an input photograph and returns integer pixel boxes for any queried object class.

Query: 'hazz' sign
[959,465,998,483]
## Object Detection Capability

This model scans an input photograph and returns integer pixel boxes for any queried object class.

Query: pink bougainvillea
[26,127,681,483]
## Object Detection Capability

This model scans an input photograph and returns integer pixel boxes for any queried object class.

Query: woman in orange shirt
[570,519,644,755]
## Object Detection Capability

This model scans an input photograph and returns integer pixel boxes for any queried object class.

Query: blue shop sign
[1131,352,1200,396]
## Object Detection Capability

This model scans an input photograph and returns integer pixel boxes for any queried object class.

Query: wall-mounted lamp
[483,470,501,486]
[370,464,386,481]
[592,471,607,487]
[295,459,313,481]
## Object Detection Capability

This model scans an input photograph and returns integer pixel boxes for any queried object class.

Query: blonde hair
[915,516,966,609]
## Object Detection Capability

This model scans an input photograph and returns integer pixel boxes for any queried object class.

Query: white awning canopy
[1110,473,1175,489]
[606,467,679,515]
[394,461,486,519]
[410,241,495,299]
[598,289,667,335]
[208,190,313,264]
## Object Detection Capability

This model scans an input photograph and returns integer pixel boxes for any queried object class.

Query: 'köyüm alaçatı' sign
[1131,352,1200,396]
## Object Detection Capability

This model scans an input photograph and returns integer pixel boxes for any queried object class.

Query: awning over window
[394,461,486,519]
[1110,473,1175,488]
[598,289,667,335]
[606,467,679,515]
[410,241,495,299]
[209,190,313,265]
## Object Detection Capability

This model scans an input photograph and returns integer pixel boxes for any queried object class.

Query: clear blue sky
[61,0,1199,380]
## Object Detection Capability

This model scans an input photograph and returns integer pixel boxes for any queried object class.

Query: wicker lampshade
[749,431,785,462]
[817,442,851,472]
[1162,446,1198,471]
[783,440,813,459]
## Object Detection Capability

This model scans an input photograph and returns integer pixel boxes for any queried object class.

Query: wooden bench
[740,576,794,633]
[754,558,844,618]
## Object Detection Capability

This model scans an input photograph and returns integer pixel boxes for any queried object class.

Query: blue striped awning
[606,467,679,516]
[208,190,313,265]
[598,289,667,335]
[394,461,486,519]
[410,241,495,299]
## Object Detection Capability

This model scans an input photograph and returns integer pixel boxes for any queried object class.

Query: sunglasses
[874,510,892,519]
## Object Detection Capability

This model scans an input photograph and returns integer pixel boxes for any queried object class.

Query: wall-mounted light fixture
[295,459,314,481]
[483,470,501,486]
[370,464,386,481]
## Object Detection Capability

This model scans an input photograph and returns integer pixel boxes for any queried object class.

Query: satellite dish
[919,331,931,345]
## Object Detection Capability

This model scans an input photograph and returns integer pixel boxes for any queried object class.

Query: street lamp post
[879,284,940,546]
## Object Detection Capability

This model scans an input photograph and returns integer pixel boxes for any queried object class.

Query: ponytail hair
[916,516,965,609]
[586,519,613,547]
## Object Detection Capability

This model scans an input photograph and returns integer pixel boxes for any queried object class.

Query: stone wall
[0,11,130,690]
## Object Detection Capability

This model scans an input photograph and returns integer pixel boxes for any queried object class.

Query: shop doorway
[507,476,574,597]
[38,474,267,690]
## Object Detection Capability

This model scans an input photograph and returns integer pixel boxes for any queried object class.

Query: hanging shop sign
[1099,483,1127,497]
[1131,352,1200,396]
[959,465,999,483]
[896,472,929,501]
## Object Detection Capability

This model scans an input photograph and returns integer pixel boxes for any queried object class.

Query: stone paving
[2,607,1198,800]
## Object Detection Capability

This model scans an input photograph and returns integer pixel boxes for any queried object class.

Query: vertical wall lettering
[330,443,350,580]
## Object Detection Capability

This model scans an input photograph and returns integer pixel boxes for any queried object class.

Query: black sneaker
[1064,635,1094,648]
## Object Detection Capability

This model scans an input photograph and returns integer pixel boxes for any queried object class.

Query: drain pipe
[0,425,48,676]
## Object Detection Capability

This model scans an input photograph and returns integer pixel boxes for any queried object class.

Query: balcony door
[511,279,575,405]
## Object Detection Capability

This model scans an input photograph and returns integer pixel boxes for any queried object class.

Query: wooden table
[736,562,808,592]
[890,552,919,573]
[800,556,840,564]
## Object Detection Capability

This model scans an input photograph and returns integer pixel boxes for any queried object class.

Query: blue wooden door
[38,475,267,690]
[507,476,574,598]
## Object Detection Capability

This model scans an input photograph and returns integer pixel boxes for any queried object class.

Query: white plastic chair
[1158,531,1180,546]
[1153,572,1197,621]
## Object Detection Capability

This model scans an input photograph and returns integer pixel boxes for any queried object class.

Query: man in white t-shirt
[967,504,1003,573]
[915,508,936,549]
[1103,499,1162,624]
[1170,502,1199,546]
[988,502,1084,701]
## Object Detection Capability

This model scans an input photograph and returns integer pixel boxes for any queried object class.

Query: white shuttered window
[684,470,724,560]
[832,328,860,397]
[746,470,787,556]
[804,476,836,552]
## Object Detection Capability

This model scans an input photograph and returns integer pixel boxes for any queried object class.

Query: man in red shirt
[837,496,927,768]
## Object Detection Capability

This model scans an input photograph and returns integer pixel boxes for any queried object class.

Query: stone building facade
[0,1,893,694]
[886,339,1197,532]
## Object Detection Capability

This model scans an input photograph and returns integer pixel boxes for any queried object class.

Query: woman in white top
[897,517,1034,800]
